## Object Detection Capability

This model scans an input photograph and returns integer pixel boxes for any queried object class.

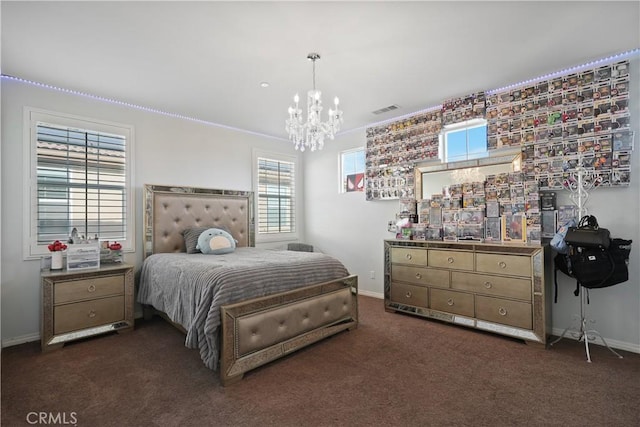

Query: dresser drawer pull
[415,273,422,280]
[498,307,507,316]
[484,281,492,289]
[406,254,412,260]
[447,298,454,306]
[405,291,412,299]
[87,284,96,293]
[447,257,454,264]
[88,310,97,318]
[499,261,507,269]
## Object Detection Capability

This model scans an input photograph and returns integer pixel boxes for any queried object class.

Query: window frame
[23,107,135,259]
[252,149,299,243]
[339,147,366,193]
[440,118,488,163]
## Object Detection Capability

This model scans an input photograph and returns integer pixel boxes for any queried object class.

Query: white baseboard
[2,332,40,348]
[551,327,640,354]
[357,289,384,299]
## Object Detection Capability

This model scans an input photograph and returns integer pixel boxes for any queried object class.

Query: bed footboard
[220,275,358,386]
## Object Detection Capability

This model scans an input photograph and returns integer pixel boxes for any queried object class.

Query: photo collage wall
[365,57,634,201]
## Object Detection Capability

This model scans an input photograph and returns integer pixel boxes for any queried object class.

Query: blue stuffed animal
[196,228,236,255]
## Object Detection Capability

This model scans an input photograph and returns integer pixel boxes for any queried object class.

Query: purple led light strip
[3,48,639,136]
[0,74,284,141]
[362,48,639,131]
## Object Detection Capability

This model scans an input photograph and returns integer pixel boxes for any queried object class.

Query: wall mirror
[416,149,522,199]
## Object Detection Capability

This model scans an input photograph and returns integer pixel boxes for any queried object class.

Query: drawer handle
[405,291,412,298]
[447,257,454,264]
[447,298,454,306]
[415,273,422,280]
[498,307,507,316]
[484,281,492,289]
[88,310,97,318]
[87,284,96,293]
[406,254,413,260]
[499,261,507,269]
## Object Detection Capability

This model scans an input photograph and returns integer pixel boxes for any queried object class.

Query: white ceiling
[2,1,639,141]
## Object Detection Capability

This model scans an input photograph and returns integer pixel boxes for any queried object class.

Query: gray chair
[287,243,314,252]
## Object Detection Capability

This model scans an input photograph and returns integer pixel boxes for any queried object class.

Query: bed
[138,184,358,385]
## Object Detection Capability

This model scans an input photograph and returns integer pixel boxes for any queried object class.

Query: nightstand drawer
[475,295,532,330]
[54,295,125,334]
[476,253,531,277]
[392,265,449,287]
[54,275,125,304]
[451,271,531,301]
[390,248,428,265]
[430,288,474,317]
[428,250,474,271]
[389,282,428,308]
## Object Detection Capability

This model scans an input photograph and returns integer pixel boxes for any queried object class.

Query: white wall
[2,58,639,353]
[304,57,640,352]
[0,79,302,345]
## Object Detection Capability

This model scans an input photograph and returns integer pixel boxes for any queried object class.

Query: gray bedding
[137,248,350,370]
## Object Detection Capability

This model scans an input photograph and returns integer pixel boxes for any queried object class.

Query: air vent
[372,104,400,115]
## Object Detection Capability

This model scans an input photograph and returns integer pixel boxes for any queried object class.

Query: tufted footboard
[220,275,358,385]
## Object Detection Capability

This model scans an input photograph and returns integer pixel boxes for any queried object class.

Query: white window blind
[257,157,295,234]
[36,123,127,244]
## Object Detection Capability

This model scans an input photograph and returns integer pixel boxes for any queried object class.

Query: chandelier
[286,53,343,152]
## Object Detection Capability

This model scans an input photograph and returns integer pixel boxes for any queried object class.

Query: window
[441,118,488,163]
[24,109,134,258]
[340,148,365,193]
[255,153,296,237]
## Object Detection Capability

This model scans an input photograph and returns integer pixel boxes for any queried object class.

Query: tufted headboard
[143,184,254,257]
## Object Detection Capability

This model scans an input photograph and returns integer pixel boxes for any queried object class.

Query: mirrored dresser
[384,240,552,345]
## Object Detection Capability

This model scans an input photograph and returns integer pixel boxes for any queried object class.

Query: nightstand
[41,264,134,351]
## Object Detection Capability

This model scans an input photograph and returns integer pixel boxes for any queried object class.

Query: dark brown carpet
[2,295,639,427]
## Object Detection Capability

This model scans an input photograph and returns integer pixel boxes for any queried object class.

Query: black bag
[570,238,632,289]
[568,238,632,290]
[554,214,632,302]
[565,215,610,249]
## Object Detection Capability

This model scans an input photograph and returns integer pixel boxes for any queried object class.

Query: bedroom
[1,1,640,425]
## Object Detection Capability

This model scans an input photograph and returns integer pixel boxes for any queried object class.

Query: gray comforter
[137,248,350,370]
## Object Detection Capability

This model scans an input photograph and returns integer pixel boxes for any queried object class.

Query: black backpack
[554,237,632,302]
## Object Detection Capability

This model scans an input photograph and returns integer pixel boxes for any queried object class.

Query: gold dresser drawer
[391,247,428,266]
[54,295,125,334]
[476,253,531,277]
[430,288,474,317]
[428,250,474,271]
[389,283,428,308]
[451,271,531,301]
[54,275,125,304]
[41,264,134,352]
[392,265,449,288]
[475,295,532,330]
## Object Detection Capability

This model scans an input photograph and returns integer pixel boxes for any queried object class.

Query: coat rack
[549,165,623,362]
